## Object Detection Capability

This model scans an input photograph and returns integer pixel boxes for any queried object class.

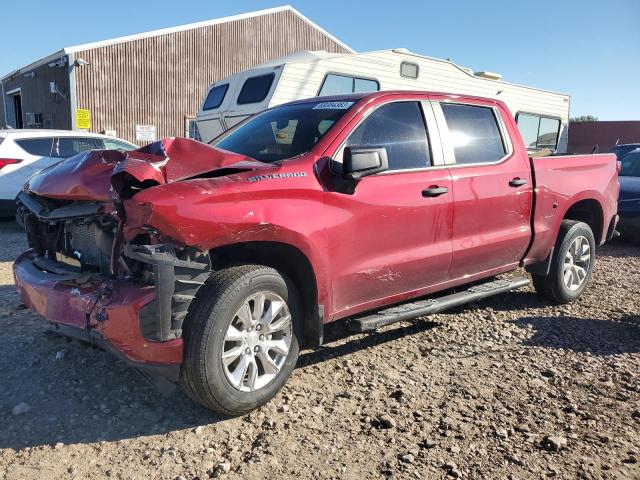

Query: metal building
[0,6,352,144]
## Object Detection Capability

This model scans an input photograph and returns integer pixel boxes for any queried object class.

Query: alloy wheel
[221,291,292,392]
[562,235,592,291]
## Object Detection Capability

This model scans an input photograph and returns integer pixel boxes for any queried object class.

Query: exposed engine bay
[12,138,277,343]
[16,191,211,342]
[18,196,116,274]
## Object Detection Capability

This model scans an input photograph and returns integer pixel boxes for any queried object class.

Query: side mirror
[342,146,389,179]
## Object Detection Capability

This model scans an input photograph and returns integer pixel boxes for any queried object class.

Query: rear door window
[440,103,506,164]
[15,138,54,157]
[237,73,275,105]
[346,101,431,171]
[54,137,105,158]
[203,84,229,110]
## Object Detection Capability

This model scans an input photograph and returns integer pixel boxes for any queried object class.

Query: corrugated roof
[1,5,353,81]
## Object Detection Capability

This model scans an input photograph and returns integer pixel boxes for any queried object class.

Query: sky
[1,0,639,120]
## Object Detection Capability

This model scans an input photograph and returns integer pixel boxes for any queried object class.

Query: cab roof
[282,90,506,107]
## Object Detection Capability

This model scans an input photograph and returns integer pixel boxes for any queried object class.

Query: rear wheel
[532,220,595,303]
[180,265,300,415]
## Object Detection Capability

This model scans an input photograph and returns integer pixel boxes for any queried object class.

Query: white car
[0,130,136,218]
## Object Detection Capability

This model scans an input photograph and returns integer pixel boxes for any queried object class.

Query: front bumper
[13,250,183,382]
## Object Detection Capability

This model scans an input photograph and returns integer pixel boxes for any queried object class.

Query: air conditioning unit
[25,113,43,127]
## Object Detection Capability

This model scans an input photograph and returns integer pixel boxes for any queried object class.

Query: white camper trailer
[196,49,570,153]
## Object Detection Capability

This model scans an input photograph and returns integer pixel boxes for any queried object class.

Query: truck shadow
[297,317,440,369]
[597,237,639,258]
[452,290,640,355]
[512,314,640,355]
[0,285,440,450]
[3,278,636,450]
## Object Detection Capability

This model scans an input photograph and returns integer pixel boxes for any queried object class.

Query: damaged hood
[25,137,274,202]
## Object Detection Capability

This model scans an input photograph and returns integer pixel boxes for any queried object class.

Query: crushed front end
[11,138,275,390]
[13,190,211,389]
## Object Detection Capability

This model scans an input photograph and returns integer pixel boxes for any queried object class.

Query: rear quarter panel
[525,153,619,263]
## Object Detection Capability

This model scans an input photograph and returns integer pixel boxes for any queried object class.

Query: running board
[352,277,530,332]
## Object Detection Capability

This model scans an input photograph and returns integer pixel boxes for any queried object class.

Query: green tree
[570,115,598,122]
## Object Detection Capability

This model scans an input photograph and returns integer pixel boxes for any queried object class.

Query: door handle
[509,178,528,187]
[422,186,449,197]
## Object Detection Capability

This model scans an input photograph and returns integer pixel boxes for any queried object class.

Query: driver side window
[345,102,431,171]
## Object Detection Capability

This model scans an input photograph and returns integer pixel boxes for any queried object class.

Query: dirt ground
[0,220,638,480]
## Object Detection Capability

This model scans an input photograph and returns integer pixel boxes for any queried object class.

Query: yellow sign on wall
[76,109,91,130]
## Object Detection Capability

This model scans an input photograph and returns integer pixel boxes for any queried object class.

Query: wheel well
[563,199,604,244]
[209,242,321,347]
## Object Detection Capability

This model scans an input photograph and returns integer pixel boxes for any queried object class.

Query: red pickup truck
[13,91,619,415]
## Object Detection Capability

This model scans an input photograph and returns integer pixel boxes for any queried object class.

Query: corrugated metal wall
[2,60,72,129]
[74,10,349,144]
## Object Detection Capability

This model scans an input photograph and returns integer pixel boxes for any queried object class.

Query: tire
[532,220,596,304]
[180,265,301,415]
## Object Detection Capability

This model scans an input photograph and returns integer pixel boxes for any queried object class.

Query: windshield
[620,152,640,177]
[214,100,356,162]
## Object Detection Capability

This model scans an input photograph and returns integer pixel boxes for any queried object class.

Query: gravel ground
[0,220,638,480]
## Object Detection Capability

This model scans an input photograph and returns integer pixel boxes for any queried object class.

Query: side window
[440,103,506,164]
[103,139,136,151]
[346,102,431,171]
[318,74,380,96]
[15,138,53,157]
[202,84,229,110]
[237,73,275,105]
[55,137,104,158]
[516,113,561,151]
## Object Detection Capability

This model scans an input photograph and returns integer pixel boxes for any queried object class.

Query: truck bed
[525,153,619,264]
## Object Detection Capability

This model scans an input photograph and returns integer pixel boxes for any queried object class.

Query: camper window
[203,84,229,110]
[516,113,560,151]
[319,74,353,95]
[400,62,419,79]
[237,73,275,105]
[354,78,379,93]
[318,74,380,96]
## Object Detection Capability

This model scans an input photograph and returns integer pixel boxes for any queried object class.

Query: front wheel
[180,265,301,415]
[532,220,596,304]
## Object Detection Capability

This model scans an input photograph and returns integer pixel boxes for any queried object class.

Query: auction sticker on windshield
[313,102,354,110]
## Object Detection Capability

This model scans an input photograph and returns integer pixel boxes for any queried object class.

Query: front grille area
[18,193,116,275]
[66,221,113,272]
